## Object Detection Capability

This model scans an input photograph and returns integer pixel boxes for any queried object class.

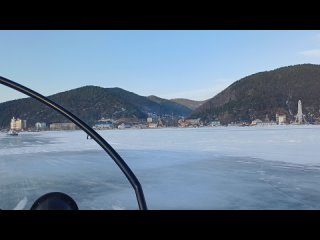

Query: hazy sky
[1,30,320,103]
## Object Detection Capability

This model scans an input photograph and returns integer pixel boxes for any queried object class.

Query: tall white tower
[295,100,304,124]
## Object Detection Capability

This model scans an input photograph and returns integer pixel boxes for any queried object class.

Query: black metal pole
[0,76,148,210]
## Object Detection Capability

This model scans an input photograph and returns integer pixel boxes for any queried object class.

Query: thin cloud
[299,49,320,57]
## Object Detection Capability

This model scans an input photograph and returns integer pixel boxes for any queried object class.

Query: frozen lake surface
[1,125,320,210]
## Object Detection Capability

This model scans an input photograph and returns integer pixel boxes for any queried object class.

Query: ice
[1,125,320,209]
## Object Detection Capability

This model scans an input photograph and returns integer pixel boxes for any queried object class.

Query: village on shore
[0,99,310,133]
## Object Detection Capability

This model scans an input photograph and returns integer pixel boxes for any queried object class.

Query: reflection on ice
[1,125,320,209]
[13,197,28,210]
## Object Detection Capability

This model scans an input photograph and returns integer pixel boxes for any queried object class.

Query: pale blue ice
[1,125,320,209]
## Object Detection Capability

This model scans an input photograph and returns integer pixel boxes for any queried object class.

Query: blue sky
[1,30,320,103]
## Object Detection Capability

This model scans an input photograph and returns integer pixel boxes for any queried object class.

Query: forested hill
[0,86,192,128]
[191,64,320,125]
[170,98,205,110]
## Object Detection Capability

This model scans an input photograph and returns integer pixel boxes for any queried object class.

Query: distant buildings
[187,118,201,125]
[10,117,21,130]
[148,123,158,128]
[147,116,160,123]
[10,117,27,131]
[178,118,201,127]
[210,121,221,127]
[227,122,240,127]
[93,119,114,129]
[117,123,131,129]
[146,115,163,128]
[251,119,263,126]
[276,113,287,125]
[35,122,47,130]
[147,117,158,128]
[49,123,76,130]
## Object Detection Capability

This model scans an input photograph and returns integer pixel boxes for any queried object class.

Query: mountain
[170,98,205,110]
[0,86,191,128]
[147,95,193,115]
[191,64,320,125]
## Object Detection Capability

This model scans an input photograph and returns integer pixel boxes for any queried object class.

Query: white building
[117,123,131,129]
[148,123,158,128]
[187,118,201,125]
[10,117,26,131]
[210,121,221,127]
[251,119,263,126]
[276,113,286,125]
[50,123,76,130]
[35,122,47,130]
[93,120,114,129]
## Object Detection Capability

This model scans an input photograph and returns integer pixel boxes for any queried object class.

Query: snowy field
[1,125,320,210]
